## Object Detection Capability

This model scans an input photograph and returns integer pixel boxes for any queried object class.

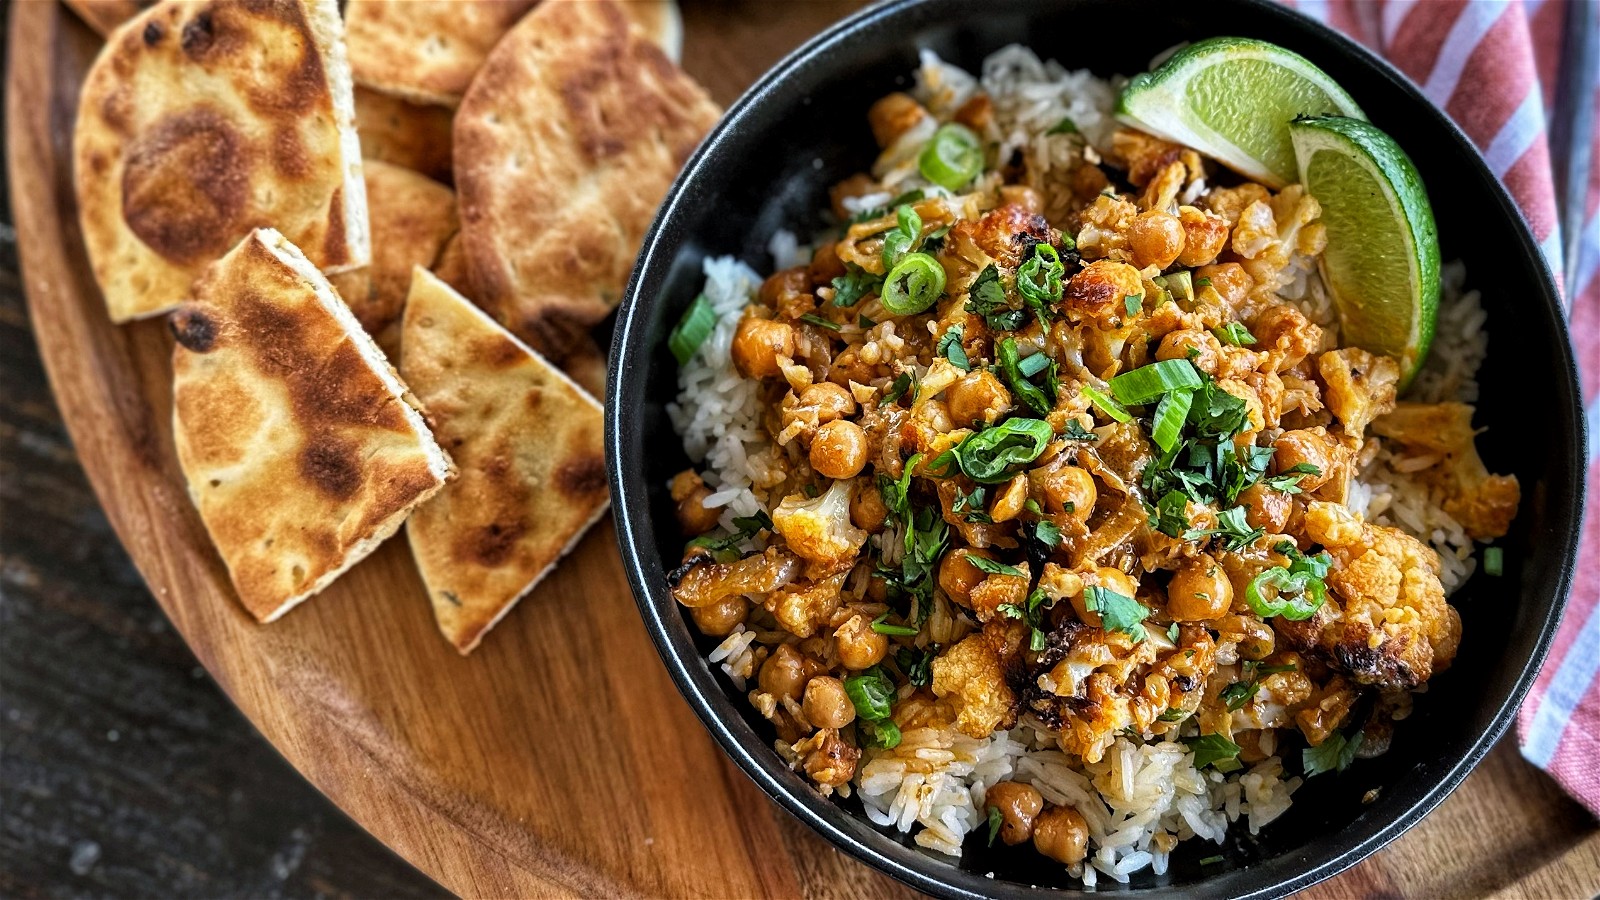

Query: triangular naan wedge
[327,160,458,346]
[400,268,609,654]
[344,0,683,109]
[172,229,453,623]
[453,0,718,359]
[75,0,367,322]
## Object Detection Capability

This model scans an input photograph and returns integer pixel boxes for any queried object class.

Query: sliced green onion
[1082,386,1134,423]
[799,313,840,331]
[918,123,984,191]
[871,612,920,636]
[1484,546,1504,576]
[667,294,715,365]
[1158,271,1195,305]
[1109,359,1203,405]
[881,252,946,315]
[1150,389,1193,453]
[1199,856,1226,866]
[1213,322,1257,346]
[858,717,902,749]
[1017,351,1050,378]
[998,338,1052,416]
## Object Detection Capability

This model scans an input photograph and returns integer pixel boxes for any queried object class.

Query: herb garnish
[1124,293,1143,318]
[895,645,936,687]
[1213,322,1257,346]
[929,418,1055,484]
[1302,727,1364,776]
[799,313,840,331]
[937,323,971,371]
[997,587,1051,651]
[686,511,774,558]
[831,263,882,307]
[965,264,1027,332]
[986,806,1004,846]
[871,612,919,636]
[1184,733,1243,770]
[1184,506,1265,551]
[881,371,913,406]
[998,338,1056,416]
[967,556,1026,577]
[1084,584,1149,641]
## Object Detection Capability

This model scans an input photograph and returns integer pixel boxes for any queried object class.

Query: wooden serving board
[8,1,1597,897]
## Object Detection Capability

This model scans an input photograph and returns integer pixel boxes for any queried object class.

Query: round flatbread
[172,229,453,623]
[400,267,609,654]
[327,160,458,342]
[343,0,683,109]
[353,86,455,184]
[453,0,719,359]
[74,0,368,322]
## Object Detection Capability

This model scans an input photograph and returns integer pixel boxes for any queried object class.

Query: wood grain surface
[4,1,1595,898]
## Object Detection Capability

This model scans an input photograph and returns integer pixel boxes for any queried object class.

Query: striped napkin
[1280,0,1600,814]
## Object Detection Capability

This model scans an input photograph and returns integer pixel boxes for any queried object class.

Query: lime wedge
[1117,37,1365,187]
[1291,115,1439,385]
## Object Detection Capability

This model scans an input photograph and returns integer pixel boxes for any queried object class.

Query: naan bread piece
[327,160,458,346]
[353,86,455,184]
[172,229,452,623]
[431,232,471,298]
[344,0,536,108]
[74,0,367,322]
[400,268,609,654]
[454,0,718,359]
[344,0,683,109]
[63,0,153,37]
[559,335,609,400]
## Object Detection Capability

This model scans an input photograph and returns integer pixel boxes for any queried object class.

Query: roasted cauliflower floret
[1229,185,1327,295]
[1300,501,1458,690]
[668,547,803,609]
[1370,402,1521,541]
[771,480,869,569]
[931,630,1017,738]
[769,571,848,638]
[1318,347,1399,435]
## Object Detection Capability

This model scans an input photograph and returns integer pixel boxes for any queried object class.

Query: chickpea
[731,316,795,379]
[1038,466,1096,521]
[851,479,889,532]
[1176,206,1230,267]
[1237,482,1291,533]
[938,548,994,607]
[1272,429,1337,491]
[1071,566,1139,628]
[808,240,847,286]
[669,471,723,535]
[759,644,823,701]
[690,595,749,636]
[1155,329,1222,375]
[802,676,856,729]
[798,381,856,425]
[953,93,994,133]
[1033,805,1090,866]
[835,614,889,670]
[866,92,928,148]
[985,781,1045,845]
[946,370,1012,428]
[1128,209,1186,270]
[759,266,811,309]
[988,474,1029,523]
[1194,262,1253,308]
[810,420,869,479]
[1167,554,1233,622]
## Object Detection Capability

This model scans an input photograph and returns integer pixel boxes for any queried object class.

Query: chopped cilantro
[1084,584,1148,641]
[1184,733,1242,769]
[1124,293,1143,317]
[1047,116,1079,135]
[881,371,913,406]
[1303,727,1364,776]
[1157,708,1189,722]
[986,805,1003,846]
[967,555,1025,577]
[831,264,883,306]
[1062,419,1098,441]
[937,323,971,371]
[895,645,936,687]
[799,313,840,331]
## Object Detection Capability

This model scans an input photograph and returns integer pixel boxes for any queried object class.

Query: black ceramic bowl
[607,0,1584,895]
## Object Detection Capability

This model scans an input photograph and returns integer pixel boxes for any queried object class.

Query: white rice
[674,48,1493,884]
[665,257,774,531]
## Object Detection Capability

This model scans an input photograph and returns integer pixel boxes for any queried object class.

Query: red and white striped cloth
[1280,0,1600,814]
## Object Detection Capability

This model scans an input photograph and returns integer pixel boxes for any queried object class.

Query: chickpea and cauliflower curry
[664,44,1518,884]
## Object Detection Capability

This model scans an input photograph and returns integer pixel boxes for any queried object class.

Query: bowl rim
[606,0,1585,895]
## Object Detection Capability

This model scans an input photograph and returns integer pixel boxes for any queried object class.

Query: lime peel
[1291,114,1439,386]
